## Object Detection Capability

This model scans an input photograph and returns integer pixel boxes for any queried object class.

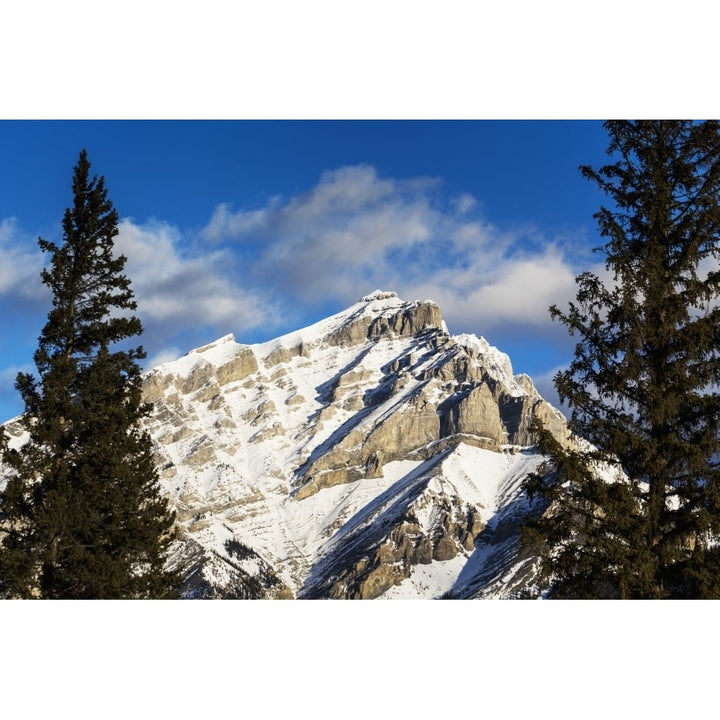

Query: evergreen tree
[0,150,179,598]
[523,121,720,599]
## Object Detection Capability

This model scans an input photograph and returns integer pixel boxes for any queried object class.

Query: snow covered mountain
[135,290,568,598]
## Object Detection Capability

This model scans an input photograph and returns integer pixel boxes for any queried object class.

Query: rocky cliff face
[134,290,567,598]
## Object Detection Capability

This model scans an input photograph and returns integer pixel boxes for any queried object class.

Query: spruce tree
[523,121,720,599]
[0,150,179,598]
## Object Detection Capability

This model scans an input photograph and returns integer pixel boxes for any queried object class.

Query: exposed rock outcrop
[439,381,507,445]
[301,452,492,599]
[216,347,258,385]
[291,309,566,502]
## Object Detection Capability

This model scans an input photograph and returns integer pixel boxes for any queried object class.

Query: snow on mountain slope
[138,290,568,598]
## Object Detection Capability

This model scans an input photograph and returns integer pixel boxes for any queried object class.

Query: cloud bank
[201,164,586,346]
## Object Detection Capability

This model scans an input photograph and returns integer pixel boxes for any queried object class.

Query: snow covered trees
[524,121,720,598]
[0,151,178,598]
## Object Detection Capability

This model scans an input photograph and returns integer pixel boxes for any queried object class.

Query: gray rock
[215,347,258,385]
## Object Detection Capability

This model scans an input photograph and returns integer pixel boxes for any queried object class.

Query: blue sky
[0,120,613,419]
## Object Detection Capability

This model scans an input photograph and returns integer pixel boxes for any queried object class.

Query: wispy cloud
[116,219,283,347]
[144,346,183,370]
[0,218,45,300]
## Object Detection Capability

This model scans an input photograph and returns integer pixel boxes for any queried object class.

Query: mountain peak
[360,289,399,302]
[133,293,568,598]
[1,295,568,599]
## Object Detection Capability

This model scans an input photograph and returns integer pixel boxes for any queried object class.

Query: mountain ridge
[139,290,567,598]
[2,290,568,598]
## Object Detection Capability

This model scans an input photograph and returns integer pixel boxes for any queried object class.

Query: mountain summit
[135,291,567,598]
[2,292,567,598]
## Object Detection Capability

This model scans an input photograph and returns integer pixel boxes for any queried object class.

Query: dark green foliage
[523,121,720,598]
[0,151,179,598]
[222,538,283,598]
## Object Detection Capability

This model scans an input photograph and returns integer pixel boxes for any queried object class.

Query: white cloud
[0,363,33,385]
[0,218,45,299]
[466,251,578,325]
[291,165,396,216]
[202,203,272,244]
[145,346,183,370]
[452,193,478,214]
[450,221,494,249]
[116,219,281,345]
[198,165,585,344]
